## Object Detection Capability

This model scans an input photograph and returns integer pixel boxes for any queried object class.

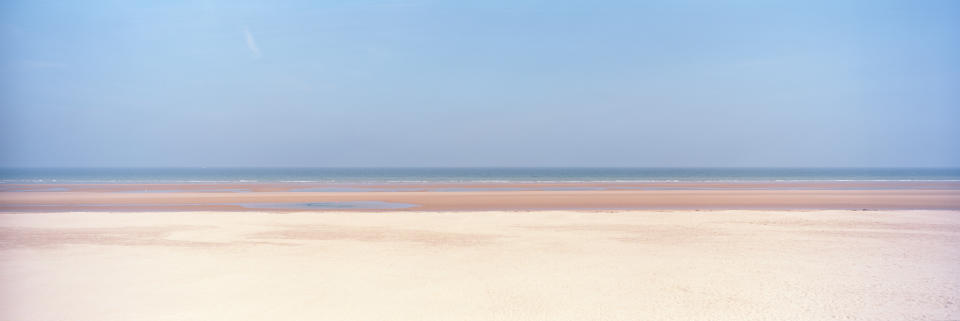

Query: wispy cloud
[243,27,261,58]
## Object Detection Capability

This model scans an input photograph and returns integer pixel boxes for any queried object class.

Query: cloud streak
[243,27,261,58]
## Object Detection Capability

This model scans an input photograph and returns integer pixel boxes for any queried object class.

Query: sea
[1,168,959,184]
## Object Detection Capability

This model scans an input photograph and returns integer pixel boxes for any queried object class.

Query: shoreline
[4,180,960,190]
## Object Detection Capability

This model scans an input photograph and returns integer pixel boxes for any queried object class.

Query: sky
[1,0,958,167]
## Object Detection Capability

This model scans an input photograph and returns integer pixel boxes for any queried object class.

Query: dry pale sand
[1,210,958,321]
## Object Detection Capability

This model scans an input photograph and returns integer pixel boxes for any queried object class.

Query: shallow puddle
[234,201,417,210]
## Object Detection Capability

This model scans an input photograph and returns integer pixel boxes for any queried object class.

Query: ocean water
[1,168,959,184]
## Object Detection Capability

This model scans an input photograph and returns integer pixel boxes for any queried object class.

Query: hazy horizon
[2,1,958,168]
[4,167,960,185]
[3,165,960,169]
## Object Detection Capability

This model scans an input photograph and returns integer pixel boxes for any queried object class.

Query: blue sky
[1,0,958,167]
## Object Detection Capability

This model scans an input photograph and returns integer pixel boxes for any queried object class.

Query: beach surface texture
[1,183,959,320]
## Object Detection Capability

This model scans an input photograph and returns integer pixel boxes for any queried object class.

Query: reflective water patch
[234,201,416,210]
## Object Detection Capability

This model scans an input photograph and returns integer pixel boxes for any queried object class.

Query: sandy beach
[1,209,958,321]
[2,183,959,320]
[4,0,957,319]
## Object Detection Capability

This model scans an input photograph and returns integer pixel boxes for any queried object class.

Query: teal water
[2,168,959,183]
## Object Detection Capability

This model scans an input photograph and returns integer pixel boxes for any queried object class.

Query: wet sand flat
[2,182,960,211]
[1,210,959,321]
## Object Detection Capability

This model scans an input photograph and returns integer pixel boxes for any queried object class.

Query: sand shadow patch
[521,224,726,244]
[250,225,498,247]
[0,225,226,248]
[722,219,960,232]
[718,219,960,240]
